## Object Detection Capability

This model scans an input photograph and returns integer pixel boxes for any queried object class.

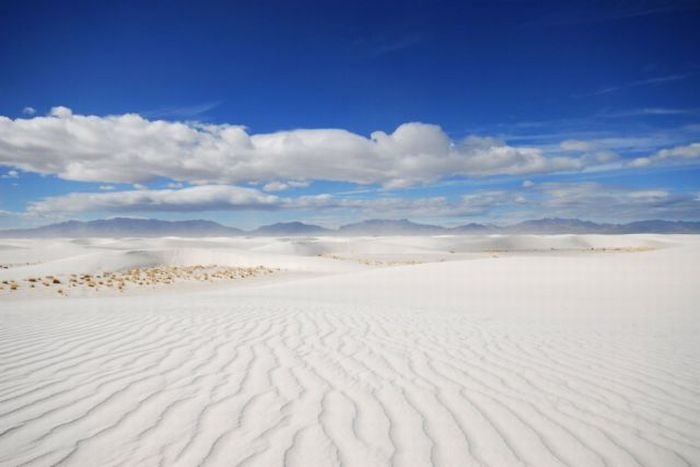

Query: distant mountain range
[0,218,241,238]
[338,219,445,235]
[252,221,332,235]
[1,217,700,238]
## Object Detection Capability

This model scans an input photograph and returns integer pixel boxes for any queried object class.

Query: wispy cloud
[493,116,700,154]
[597,107,700,118]
[352,34,423,59]
[629,142,700,167]
[27,185,281,215]
[366,35,422,58]
[23,181,700,223]
[526,1,700,26]
[579,73,695,97]
[141,101,222,119]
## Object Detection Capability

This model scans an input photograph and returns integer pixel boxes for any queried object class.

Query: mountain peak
[253,222,330,235]
[338,218,444,234]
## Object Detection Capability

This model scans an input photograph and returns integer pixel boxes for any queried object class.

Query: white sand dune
[1,235,699,466]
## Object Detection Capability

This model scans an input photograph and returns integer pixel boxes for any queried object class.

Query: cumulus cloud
[49,106,73,118]
[22,107,36,116]
[0,107,598,188]
[1,169,19,179]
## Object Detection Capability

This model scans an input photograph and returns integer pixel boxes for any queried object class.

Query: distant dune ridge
[2,216,700,238]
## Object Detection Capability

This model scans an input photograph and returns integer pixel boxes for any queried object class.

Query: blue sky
[1,0,699,228]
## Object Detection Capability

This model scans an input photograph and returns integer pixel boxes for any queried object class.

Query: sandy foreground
[0,234,699,466]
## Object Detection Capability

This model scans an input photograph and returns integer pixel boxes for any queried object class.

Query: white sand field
[1,234,699,466]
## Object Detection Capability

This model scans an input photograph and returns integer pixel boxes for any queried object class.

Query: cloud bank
[4,107,698,225]
[0,107,597,188]
[25,182,699,222]
[27,185,281,215]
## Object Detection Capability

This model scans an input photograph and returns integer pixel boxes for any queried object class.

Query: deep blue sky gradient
[3,0,699,133]
[1,0,699,227]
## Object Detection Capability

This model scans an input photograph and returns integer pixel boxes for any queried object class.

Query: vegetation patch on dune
[319,254,426,266]
[0,265,277,296]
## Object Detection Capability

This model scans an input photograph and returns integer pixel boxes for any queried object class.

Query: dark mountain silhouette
[338,219,445,235]
[449,222,496,233]
[252,221,331,235]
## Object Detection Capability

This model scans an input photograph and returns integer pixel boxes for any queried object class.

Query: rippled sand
[1,235,699,466]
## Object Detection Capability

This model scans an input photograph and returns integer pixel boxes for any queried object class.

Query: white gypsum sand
[0,234,699,466]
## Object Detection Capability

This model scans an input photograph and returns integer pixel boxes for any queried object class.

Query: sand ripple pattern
[1,294,699,467]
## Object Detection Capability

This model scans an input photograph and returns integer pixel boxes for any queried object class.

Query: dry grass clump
[321,254,423,267]
[2,264,276,296]
[0,279,19,290]
[483,246,656,255]
[118,265,274,286]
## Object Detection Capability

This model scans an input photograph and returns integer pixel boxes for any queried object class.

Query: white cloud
[263,182,289,192]
[99,185,115,190]
[0,209,31,219]
[629,157,652,168]
[27,185,282,215]
[142,101,221,119]
[0,107,599,187]
[585,73,694,97]
[601,107,699,118]
[560,139,595,151]
[25,185,401,215]
[263,180,310,192]
[653,142,700,160]
[24,182,518,219]
[22,107,36,116]
[630,142,700,168]
[1,169,19,179]
[27,180,698,222]
[527,182,699,221]
[538,182,669,207]
[522,180,535,188]
[49,106,73,118]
